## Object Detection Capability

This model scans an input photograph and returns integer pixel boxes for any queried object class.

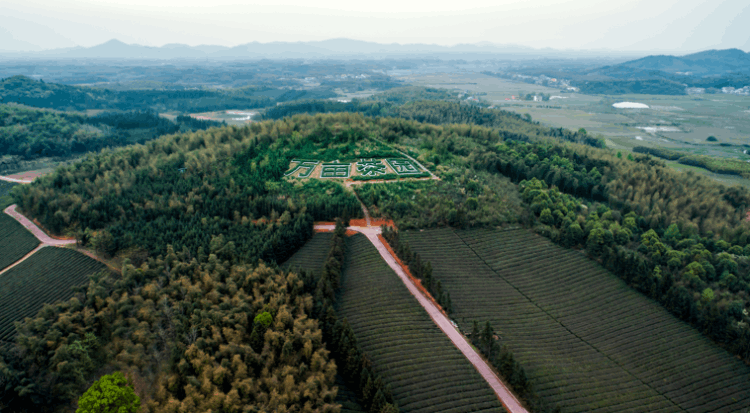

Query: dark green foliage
[0,247,108,343]
[0,249,338,412]
[0,75,336,113]
[381,226,452,314]
[334,233,504,412]
[403,228,750,412]
[0,104,225,162]
[576,79,687,95]
[0,181,17,209]
[707,136,718,142]
[632,145,684,161]
[264,99,604,147]
[0,213,40,271]
[14,120,369,263]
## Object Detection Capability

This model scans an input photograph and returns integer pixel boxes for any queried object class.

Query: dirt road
[0,176,33,184]
[4,205,76,246]
[314,223,528,413]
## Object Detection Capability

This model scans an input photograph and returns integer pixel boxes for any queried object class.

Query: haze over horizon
[1,0,749,54]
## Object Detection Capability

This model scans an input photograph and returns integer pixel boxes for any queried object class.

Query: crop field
[281,232,332,276]
[337,234,505,413]
[402,228,750,413]
[0,213,40,271]
[0,247,108,343]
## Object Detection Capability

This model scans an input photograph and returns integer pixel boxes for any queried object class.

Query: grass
[402,227,750,413]
[0,247,108,343]
[0,213,40,271]
[337,233,505,413]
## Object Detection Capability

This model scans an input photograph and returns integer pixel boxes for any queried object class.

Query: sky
[1,0,749,53]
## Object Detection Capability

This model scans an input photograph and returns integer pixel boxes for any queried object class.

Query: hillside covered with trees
[4,110,750,412]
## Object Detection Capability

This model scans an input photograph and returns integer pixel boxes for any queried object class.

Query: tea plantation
[0,247,108,344]
[337,234,505,413]
[0,212,40,271]
[402,227,750,413]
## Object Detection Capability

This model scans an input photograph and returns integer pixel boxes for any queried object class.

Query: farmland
[0,247,108,344]
[0,212,40,271]
[336,233,505,413]
[281,231,332,276]
[402,227,750,413]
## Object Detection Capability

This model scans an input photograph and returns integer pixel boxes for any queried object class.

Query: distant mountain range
[0,38,643,60]
[596,48,750,77]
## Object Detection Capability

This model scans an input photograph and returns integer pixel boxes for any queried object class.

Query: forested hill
[0,75,336,112]
[0,104,223,161]
[264,99,605,147]
[5,112,750,412]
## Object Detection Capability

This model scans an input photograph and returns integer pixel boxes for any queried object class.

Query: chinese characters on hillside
[284,158,425,179]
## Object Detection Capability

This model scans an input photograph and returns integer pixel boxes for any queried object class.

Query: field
[0,247,108,344]
[402,227,750,413]
[337,233,505,413]
[404,72,750,186]
[0,213,40,271]
[281,232,333,276]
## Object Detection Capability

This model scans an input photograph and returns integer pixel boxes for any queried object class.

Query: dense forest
[0,104,223,161]
[265,99,604,148]
[5,109,750,411]
[0,76,336,113]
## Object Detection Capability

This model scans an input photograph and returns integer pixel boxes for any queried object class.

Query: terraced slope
[281,232,332,275]
[0,212,40,271]
[0,247,108,343]
[402,227,750,413]
[338,234,505,413]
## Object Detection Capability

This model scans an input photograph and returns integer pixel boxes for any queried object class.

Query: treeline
[633,146,750,178]
[13,116,371,264]
[308,220,399,413]
[381,226,452,314]
[0,104,224,161]
[520,178,750,363]
[264,99,604,148]
[469,321,559,413]
[0,75,336,113]
[0,243,340,412]
[575,79,687,95]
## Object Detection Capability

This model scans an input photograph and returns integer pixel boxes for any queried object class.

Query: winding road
[0,204,77,276]
[314,223,528,413]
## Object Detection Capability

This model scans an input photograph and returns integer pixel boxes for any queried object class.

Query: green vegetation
[265,99,604,148]
[355,172,523,230]
[76,372,140,413]
[382,226,452,314]
[0,248,339,412]
[0,247,108,344]
[351,172,430,181]
[403,227,750,412]
[0,104,224,162]
[0,213,40,270]
[0,181,18,209]
[634,145,750,178]
[282,232,333,276]
[0,75,336,113]
[336,233,504,412]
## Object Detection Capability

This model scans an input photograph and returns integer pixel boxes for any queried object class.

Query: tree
[76,372,140,413]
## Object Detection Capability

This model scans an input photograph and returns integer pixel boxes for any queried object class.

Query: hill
[614,48,750,76]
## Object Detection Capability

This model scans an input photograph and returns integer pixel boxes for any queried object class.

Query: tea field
[402,227,750,413]
[0,247,108,343]
[337,234,505,413]
[0,213,40,271]
[0,180,17,209]
[281,231,333,276]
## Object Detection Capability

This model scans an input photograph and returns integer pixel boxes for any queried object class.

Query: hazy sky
[1,0,749,52]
